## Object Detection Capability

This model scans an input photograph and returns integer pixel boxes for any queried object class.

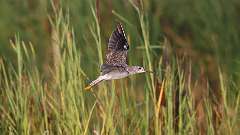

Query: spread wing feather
[105,23,129,67]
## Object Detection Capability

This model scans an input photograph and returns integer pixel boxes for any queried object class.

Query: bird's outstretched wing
[105,23,129,67]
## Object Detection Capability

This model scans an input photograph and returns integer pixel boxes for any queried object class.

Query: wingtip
[117,22,122,26]
[116,22,123,31]
[84,85,92,91]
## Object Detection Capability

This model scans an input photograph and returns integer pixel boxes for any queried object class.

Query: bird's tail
[85,76,105,90]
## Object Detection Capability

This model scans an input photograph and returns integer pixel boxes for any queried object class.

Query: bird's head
[127,66,146,74]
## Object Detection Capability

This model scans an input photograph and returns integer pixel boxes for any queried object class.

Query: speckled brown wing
[105,23,129,67]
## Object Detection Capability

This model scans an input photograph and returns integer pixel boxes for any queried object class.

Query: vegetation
[0,0,240,134]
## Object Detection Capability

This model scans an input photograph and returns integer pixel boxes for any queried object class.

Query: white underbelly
[104,71,129,80]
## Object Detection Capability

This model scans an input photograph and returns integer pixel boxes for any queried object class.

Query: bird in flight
[85,23,147,90]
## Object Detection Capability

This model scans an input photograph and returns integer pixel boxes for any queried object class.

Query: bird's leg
[85,75,106,90]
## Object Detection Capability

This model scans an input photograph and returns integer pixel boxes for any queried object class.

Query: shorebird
[85,23,147,90]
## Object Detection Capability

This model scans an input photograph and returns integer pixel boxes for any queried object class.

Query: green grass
[0,0,240,134]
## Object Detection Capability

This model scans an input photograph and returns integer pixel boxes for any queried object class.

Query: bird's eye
[138,67,142,70]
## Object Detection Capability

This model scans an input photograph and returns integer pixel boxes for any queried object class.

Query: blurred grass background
[1,0,240,78]
[0,0,240,134]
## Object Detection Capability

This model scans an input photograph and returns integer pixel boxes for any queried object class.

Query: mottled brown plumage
[105,23,129,67]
